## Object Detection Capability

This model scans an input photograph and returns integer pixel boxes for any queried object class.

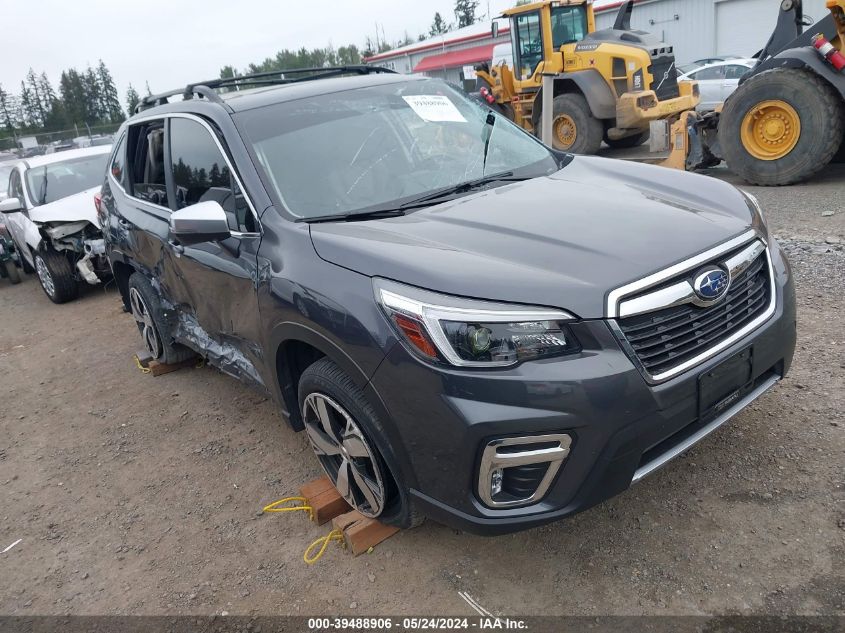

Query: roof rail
[134,65,396,114]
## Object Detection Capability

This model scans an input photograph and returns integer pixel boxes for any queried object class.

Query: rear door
[722,64,751,101]
[163,114,264,384]
[690,65,726,111]
[108,118,184,300]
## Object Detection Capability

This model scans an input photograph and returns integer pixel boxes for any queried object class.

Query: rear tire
[718,68,844,186]
[127,272,195,365]
[537,93,603,155]
[298,358,423,530]
[4,260,20,284]
[34,249,78,303]
[604,130,650,149]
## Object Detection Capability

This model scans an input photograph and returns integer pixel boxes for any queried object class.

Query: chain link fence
[0,121,122,154]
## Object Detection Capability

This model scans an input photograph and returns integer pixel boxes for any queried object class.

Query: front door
[163,115,265,386]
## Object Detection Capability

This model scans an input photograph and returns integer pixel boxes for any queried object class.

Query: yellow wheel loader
[683,0,845,186]
[474,0,700,154]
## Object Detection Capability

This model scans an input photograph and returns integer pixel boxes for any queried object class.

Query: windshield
[25,153,109,206]
[237,79,558,219]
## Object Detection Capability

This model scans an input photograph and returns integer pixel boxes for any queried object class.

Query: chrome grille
[618,249,771,378]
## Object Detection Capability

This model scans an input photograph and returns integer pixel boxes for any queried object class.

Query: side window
[128,121,168,207]
[724,64,750,80]
[110,133,127,186]
[9,169,24,202]
[515,11,543,80]
[693,66,725,81]
[168,117,255,233]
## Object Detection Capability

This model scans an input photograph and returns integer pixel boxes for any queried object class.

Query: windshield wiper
[481,111,496,175]
[302,171,532,224]
[398,171,529,208]
[302,208,406,224]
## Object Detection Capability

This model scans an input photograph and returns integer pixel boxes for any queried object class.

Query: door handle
[168,239,184,255]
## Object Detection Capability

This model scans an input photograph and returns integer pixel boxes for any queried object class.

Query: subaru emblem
[693,268,730,302]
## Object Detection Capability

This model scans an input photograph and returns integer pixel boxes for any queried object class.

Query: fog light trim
[477,434,572,509]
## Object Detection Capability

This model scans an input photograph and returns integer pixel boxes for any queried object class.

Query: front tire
[719,68,844,186]
[4,260,20,284]
[127,273,195,365]
[298,358,422,529]
[537,93,603,155]
[34,249,78,303]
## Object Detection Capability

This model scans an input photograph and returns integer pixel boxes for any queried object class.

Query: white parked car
[0,146,111,303]
[679,59,757,112]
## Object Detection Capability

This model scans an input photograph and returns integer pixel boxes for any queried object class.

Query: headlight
[374,279,580,367]
[742,191,766,229]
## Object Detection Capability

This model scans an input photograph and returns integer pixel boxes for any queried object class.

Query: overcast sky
[0,0,517,105]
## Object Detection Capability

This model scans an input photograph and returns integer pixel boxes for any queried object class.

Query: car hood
[29,186,102,229]
[309,156,755,319]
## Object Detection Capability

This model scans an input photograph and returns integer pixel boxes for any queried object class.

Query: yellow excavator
[474,0,700,154]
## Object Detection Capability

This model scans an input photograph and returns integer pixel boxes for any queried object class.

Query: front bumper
[616,80,700,128]
[368,240,796,535]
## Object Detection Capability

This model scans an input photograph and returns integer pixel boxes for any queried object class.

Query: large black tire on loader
[718,68,844,186]
[537,93,603,155]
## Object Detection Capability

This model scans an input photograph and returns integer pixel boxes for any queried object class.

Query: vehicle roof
[21,145,112,170]
[680,58,756,77]
[131,73,429,120]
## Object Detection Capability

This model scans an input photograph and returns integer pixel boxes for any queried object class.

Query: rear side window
[724,64,750,80]
[169,117,255,233]
[692,66,725,80]
[128,121,168,207]
[110,133,127,187]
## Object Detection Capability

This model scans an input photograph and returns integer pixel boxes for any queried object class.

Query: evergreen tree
[83,65,102,122]
[0,84,17,132]
[430,12,450,35]
[25,68,45,127]
[454,0,480,28]
[19,81,38,128]
[126,83,140,116]
[97,60,123,123]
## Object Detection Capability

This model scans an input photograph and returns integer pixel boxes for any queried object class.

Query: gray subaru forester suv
[100,67,795,534]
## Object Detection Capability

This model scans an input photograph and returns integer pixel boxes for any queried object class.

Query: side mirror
[491,21,499,39]
[0,197,22,214]
[169,200,231,245]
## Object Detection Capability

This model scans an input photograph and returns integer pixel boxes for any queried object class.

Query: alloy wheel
[35,255,55,298]
[302,393,386,517]
[129,287,163,358]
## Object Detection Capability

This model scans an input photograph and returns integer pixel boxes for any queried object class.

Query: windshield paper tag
[402,95,467,122]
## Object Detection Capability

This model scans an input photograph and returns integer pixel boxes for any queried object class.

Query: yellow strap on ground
[133,355,151,374]
[303,529,345,565]
[262,496,314,521]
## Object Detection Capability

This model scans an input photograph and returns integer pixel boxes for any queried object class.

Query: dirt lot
[0,165,843,617]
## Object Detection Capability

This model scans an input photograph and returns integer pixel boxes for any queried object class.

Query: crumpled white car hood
[29,186,102,229]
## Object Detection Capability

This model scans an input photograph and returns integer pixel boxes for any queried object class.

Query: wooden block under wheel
[300,476,351,525]
[332,509,399,556]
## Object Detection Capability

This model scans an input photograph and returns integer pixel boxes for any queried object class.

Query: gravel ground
[0,164,842,617]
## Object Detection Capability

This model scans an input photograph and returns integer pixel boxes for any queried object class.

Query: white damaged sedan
[0,146,110,303]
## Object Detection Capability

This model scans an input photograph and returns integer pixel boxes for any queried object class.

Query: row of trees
[0,61,128,140]
[221,0,483,79]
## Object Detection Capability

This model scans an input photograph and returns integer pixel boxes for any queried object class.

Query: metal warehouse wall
[595,0,831,64]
